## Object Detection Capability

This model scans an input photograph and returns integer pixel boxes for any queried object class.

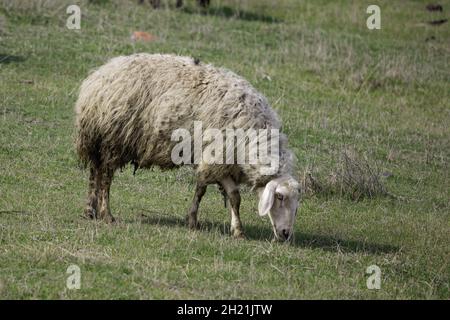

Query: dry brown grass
[300,150,388,201]
[334,150,387,200]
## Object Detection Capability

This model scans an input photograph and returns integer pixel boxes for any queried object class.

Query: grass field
[0,0,449,299]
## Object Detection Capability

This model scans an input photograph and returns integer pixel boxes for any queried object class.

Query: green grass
[0,0,449,299]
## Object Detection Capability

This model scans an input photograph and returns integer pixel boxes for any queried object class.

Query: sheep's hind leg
[97,166,115,223]
[186,183,207,230]
[84,166,99,219]
[220,177,245,239]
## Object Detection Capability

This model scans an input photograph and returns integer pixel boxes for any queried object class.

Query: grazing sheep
[75,53,300,241]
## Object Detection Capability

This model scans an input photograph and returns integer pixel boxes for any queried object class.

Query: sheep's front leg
[186,183,207,229]
[98,167,115,223]
[220,177,245,239]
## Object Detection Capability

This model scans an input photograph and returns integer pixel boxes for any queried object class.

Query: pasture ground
[0,0,449,299]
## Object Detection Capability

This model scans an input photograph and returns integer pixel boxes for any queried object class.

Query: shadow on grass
[181,5,282,23]
[0,54,26,64]
[133,211,399,255]
[0,210,30,215]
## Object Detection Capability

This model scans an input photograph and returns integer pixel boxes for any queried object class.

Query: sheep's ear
[258,181,278,216]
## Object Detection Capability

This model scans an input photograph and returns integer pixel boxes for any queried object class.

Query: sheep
[74,53,300,241]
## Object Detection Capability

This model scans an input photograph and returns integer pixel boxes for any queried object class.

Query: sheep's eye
[275,193,284,201]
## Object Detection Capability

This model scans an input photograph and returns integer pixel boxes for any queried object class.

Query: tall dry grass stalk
[300,150,389,201]
[334,150,387,200]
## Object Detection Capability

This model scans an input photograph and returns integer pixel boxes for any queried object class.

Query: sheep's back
[75,53,280,171]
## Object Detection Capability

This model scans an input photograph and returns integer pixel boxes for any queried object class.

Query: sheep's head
[258,175,301,242]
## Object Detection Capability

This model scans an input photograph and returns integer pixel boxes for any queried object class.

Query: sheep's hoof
[188,220,199,230]
[185,215,199,230]
[84,208,96,220]
[98,211,115,223]
[103,214,116,224]
[231,229,246,239]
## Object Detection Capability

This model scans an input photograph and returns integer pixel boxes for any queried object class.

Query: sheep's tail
[74,116,102,169]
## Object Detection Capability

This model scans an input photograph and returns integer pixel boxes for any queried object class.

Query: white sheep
[75,53,300,241]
